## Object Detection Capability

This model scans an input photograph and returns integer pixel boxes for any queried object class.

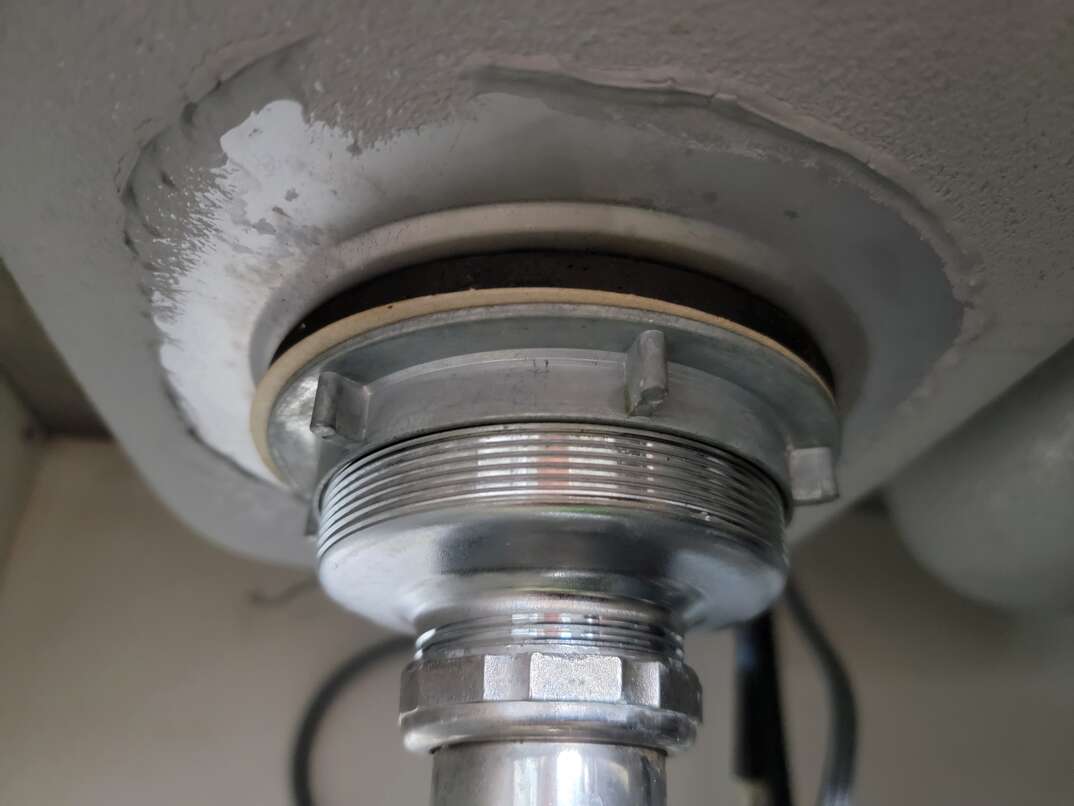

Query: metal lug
[625,330,668,416]
[788,446,839,504]
[310,371,369,445]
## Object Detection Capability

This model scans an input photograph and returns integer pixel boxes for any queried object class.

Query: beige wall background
[1,438,1072,806]
[0,375,43,565]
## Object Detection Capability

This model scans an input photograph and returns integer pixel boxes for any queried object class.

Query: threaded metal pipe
[415,607,685,661]
[316,419,785,805]
[261,267,839,806]
[318,422,786,560]
[398,594,703,755]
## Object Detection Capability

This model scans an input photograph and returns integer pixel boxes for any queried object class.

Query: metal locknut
[400,650,701,719]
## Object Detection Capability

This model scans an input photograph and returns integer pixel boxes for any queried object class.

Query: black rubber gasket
[273,250,833,389]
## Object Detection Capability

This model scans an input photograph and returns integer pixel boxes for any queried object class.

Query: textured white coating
[2,1,1073,563]
[156,99,361,478]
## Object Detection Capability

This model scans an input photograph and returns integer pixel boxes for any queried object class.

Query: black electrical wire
[734,610,795,806]
[291,635,413,806]
[292,585,855,806]
[733,581,857,806]
[784,580,858,806]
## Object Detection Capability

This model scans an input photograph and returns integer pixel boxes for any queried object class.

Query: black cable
[291,635,413,806]
[784,581,858,806]
[734,610,795,806]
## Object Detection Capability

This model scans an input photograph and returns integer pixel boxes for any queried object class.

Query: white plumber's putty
[157,100,364,482]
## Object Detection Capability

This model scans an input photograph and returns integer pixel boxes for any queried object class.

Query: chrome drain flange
[253,261,839,806]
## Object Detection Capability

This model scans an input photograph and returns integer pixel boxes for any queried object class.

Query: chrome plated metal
[624,329,669,416]
[407,595,691,806]
[432,742,667,806]
[317,423,787,631]
[316,420,772,804]
[788,446,840,504]
[258,275,840,806]
[258,294,839,503]
[399,595,701,754]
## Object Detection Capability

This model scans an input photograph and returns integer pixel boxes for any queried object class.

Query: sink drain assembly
[254,246,840,806]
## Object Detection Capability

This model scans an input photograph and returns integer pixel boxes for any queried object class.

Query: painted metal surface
[125,86,961,489]
[2,1,1073,563]
[889,340,1074,612]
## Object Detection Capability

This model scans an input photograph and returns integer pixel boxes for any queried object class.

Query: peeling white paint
[156,99,367,481]
[9,3,1073,565]
[144,85,963,499]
